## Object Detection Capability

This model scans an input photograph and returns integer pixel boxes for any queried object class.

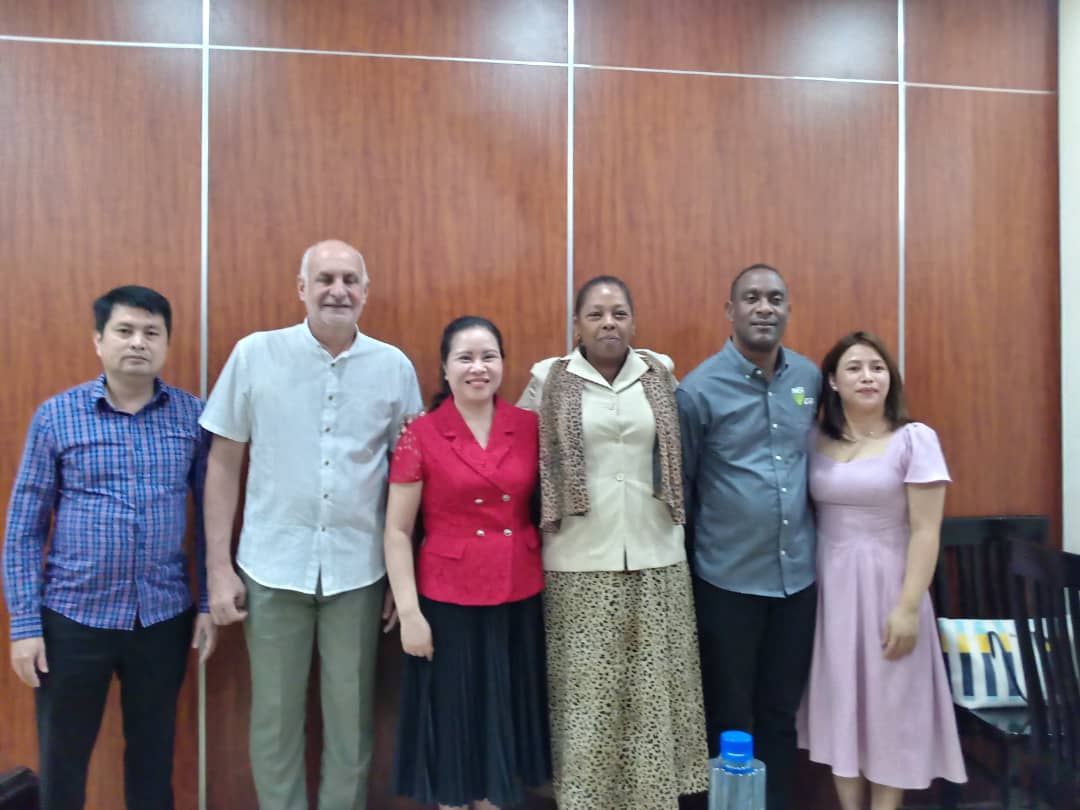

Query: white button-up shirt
[200,322,422,595]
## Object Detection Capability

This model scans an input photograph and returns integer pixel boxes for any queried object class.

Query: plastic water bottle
[708,730,766,810]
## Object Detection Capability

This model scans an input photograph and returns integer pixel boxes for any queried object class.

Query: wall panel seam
[198,1,210,809]
[210,43,566,67]
[0,35,1058,96]
[898,0,906,374]
[0,34,199,48]
[566,0,575,352]
[906,80,1055,95]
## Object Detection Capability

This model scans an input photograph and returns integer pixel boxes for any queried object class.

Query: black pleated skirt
[392,593,552,808]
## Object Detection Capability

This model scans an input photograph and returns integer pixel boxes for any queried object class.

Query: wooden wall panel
[206,50,566,808]
[211,0,567,62]
[0,41,202,809]
[574,69,899,376]
[905,0,1057,90]
[576,0,897,80]
[905,87,1059,525]
[0,0,201,43]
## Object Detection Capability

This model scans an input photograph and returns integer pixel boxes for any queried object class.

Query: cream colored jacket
[517,347,686,573]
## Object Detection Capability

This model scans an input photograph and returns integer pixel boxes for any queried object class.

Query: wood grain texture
[211,0,568,62]
[574,68,899,375]
[576,0,897,80]
[0,41,202,808]
[905,87,1060,528]
[904,0,1057,90]
[206,49,566,808]
[0,0,201,43]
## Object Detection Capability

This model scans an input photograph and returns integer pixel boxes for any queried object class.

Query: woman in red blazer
[383,316,550,810]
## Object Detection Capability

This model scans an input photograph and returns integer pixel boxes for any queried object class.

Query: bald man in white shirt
[202,240,422,810]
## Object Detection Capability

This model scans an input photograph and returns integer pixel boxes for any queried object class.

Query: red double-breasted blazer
[388,396,543,606]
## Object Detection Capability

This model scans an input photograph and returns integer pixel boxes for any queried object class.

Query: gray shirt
[677,339,819,597]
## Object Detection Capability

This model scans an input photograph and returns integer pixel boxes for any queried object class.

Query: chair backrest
[932,515,1049,619]
[1007,540,1080,791]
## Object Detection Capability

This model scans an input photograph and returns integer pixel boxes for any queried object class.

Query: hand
[382,588,399,633]
[11,637,48,688]
[882,604,919,660]
[209,566,248,625]
[191,613,218,663]
[400,613,433,660]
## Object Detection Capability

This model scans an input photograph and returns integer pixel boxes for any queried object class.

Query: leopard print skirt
[544,560,710,810]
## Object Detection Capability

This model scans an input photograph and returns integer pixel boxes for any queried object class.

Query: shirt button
[781,549,788,557]
[782,519,789,526]
[323,493,329,500]
[781,487,787,493]
[772,423,778,429]
[768,392,774,397]
[324,460,330,466]
[502,494,511,502]
[615,473,625,482]
[774,455,782,461]
[476,530,485,537]
[324,426,331,433]
[330,361,336,368]
[474,498,484,504]
[320,526,326,532]
[504,529,513,536]
[328,394,334,401]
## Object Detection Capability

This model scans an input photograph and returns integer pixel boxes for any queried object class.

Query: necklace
[845,421,890,441]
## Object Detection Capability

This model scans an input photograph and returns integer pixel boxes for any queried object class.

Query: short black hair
[93,286,173,336]
[573,275,635,317]
[729,263,785,300]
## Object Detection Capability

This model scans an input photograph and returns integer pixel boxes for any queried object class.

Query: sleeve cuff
[10,612,43,640]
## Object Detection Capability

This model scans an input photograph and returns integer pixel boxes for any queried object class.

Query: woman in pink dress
[798,331,966,810]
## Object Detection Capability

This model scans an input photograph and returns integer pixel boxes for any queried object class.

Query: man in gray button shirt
[677,263,820,810]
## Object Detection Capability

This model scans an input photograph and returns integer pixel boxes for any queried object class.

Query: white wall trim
[1061,0,1079,552]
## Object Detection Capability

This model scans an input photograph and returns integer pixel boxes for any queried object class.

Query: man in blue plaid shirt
[2,285,216,810]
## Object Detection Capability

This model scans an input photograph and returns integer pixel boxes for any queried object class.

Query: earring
[830,384,838,391]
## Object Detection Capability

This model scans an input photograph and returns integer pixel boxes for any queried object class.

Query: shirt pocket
[147,429,198,492]
[421,534,467,560]
[61,440,128,493]
[775,394,817,457]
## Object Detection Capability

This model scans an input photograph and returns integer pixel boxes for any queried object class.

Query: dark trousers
[693,578,816,810]
[35,608,194,810]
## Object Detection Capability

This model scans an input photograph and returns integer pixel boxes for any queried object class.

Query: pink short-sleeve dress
[797,422,967,789]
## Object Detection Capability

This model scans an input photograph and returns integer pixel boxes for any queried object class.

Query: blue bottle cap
[720,730,754,763]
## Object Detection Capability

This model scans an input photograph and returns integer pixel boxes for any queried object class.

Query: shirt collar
[300,319,362,360]
[90,374,169,413]
[565,346,648,391]
[432,395,514,438]
[721,338,790,378]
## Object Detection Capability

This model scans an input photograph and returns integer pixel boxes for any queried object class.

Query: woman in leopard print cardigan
[518,276,708,810]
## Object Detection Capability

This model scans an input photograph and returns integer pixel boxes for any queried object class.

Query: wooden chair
[931,515,1049,808]
[1007,540,1080,809]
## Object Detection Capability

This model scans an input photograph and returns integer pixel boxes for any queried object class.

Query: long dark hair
[818,330,910,440]
[430,316,505,410]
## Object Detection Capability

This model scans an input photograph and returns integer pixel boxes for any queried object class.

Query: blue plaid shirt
[3,376,209,641]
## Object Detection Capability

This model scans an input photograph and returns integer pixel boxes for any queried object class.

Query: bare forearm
[384,528,421,618]
[204,453,241,571]
[898,528,939,612]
